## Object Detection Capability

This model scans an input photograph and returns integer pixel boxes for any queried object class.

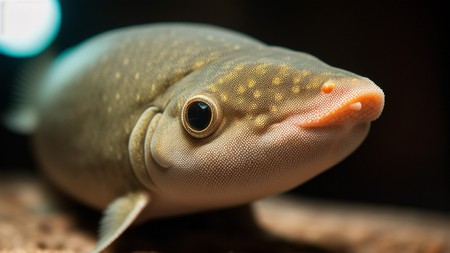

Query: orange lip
[299,92,385,128]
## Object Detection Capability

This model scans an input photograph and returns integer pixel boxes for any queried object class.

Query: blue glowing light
[0,0,61,58]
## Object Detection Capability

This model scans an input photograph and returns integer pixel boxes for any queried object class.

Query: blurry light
[0,0,61,57]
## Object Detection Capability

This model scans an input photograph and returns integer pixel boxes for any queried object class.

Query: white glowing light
[0,0,61,57]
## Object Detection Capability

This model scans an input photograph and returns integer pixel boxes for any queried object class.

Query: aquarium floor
[0,172,449,253]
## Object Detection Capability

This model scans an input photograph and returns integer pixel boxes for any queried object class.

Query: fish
[5,23,385,252]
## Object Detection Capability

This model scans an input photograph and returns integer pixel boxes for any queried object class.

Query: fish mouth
[288,78,385,128]
[300,92,384,127]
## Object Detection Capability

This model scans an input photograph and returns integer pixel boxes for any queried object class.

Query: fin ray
[93,192,150,253]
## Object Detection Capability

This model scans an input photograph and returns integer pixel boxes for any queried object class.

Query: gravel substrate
[1,173,449,253]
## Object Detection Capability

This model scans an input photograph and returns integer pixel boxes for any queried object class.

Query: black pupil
[187,101,212,131]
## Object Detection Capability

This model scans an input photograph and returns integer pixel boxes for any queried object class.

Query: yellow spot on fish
[272,77,281,85]
[123,58,129,65]
[177,99,183,110]
[300,70,310,76]
[107,106,112,113]
[278,64,290,76]
[250,103,258,110]
[115,93,121,100]
[248,79,256,88]
[224,72,237,82]
[208,84,218,92]
[193,60,205,69]
[270,105,278,113]
[234,64,244,71]
[151,84,156,92]
[253,90,261,99]
[274,93,283,101]
[220,93,228,102]
[115,72,121,79]
[233,45,241,50]
[293,76,301,84]
[255,64,267,74]
[292,85,300,94]
[136,94,141,102]
[134,72,140,80]
[237,85,246,94]
[254,114,268,128]
[218,78,224,84]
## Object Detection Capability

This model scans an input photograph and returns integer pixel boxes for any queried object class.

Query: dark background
[1,1,449,212]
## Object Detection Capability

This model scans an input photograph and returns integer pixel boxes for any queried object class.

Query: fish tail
[3,49,55,134]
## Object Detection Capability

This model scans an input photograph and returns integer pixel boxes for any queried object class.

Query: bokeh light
[0,0,61,57]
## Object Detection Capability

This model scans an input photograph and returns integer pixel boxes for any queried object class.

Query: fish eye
[181,95,222,138]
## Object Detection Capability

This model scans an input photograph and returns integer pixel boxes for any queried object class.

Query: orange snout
[300,92,385,128]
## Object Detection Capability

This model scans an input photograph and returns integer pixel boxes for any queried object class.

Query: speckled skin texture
[33,24,262,210]
[14,24,384,247]
[30,23,383,221]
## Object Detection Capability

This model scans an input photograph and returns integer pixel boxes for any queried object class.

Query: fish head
[148,48,384,214]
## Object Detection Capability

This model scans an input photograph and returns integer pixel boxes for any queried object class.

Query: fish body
[7,23,384,251]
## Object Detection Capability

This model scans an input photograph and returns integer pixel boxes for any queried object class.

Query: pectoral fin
[92,192,150,253]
